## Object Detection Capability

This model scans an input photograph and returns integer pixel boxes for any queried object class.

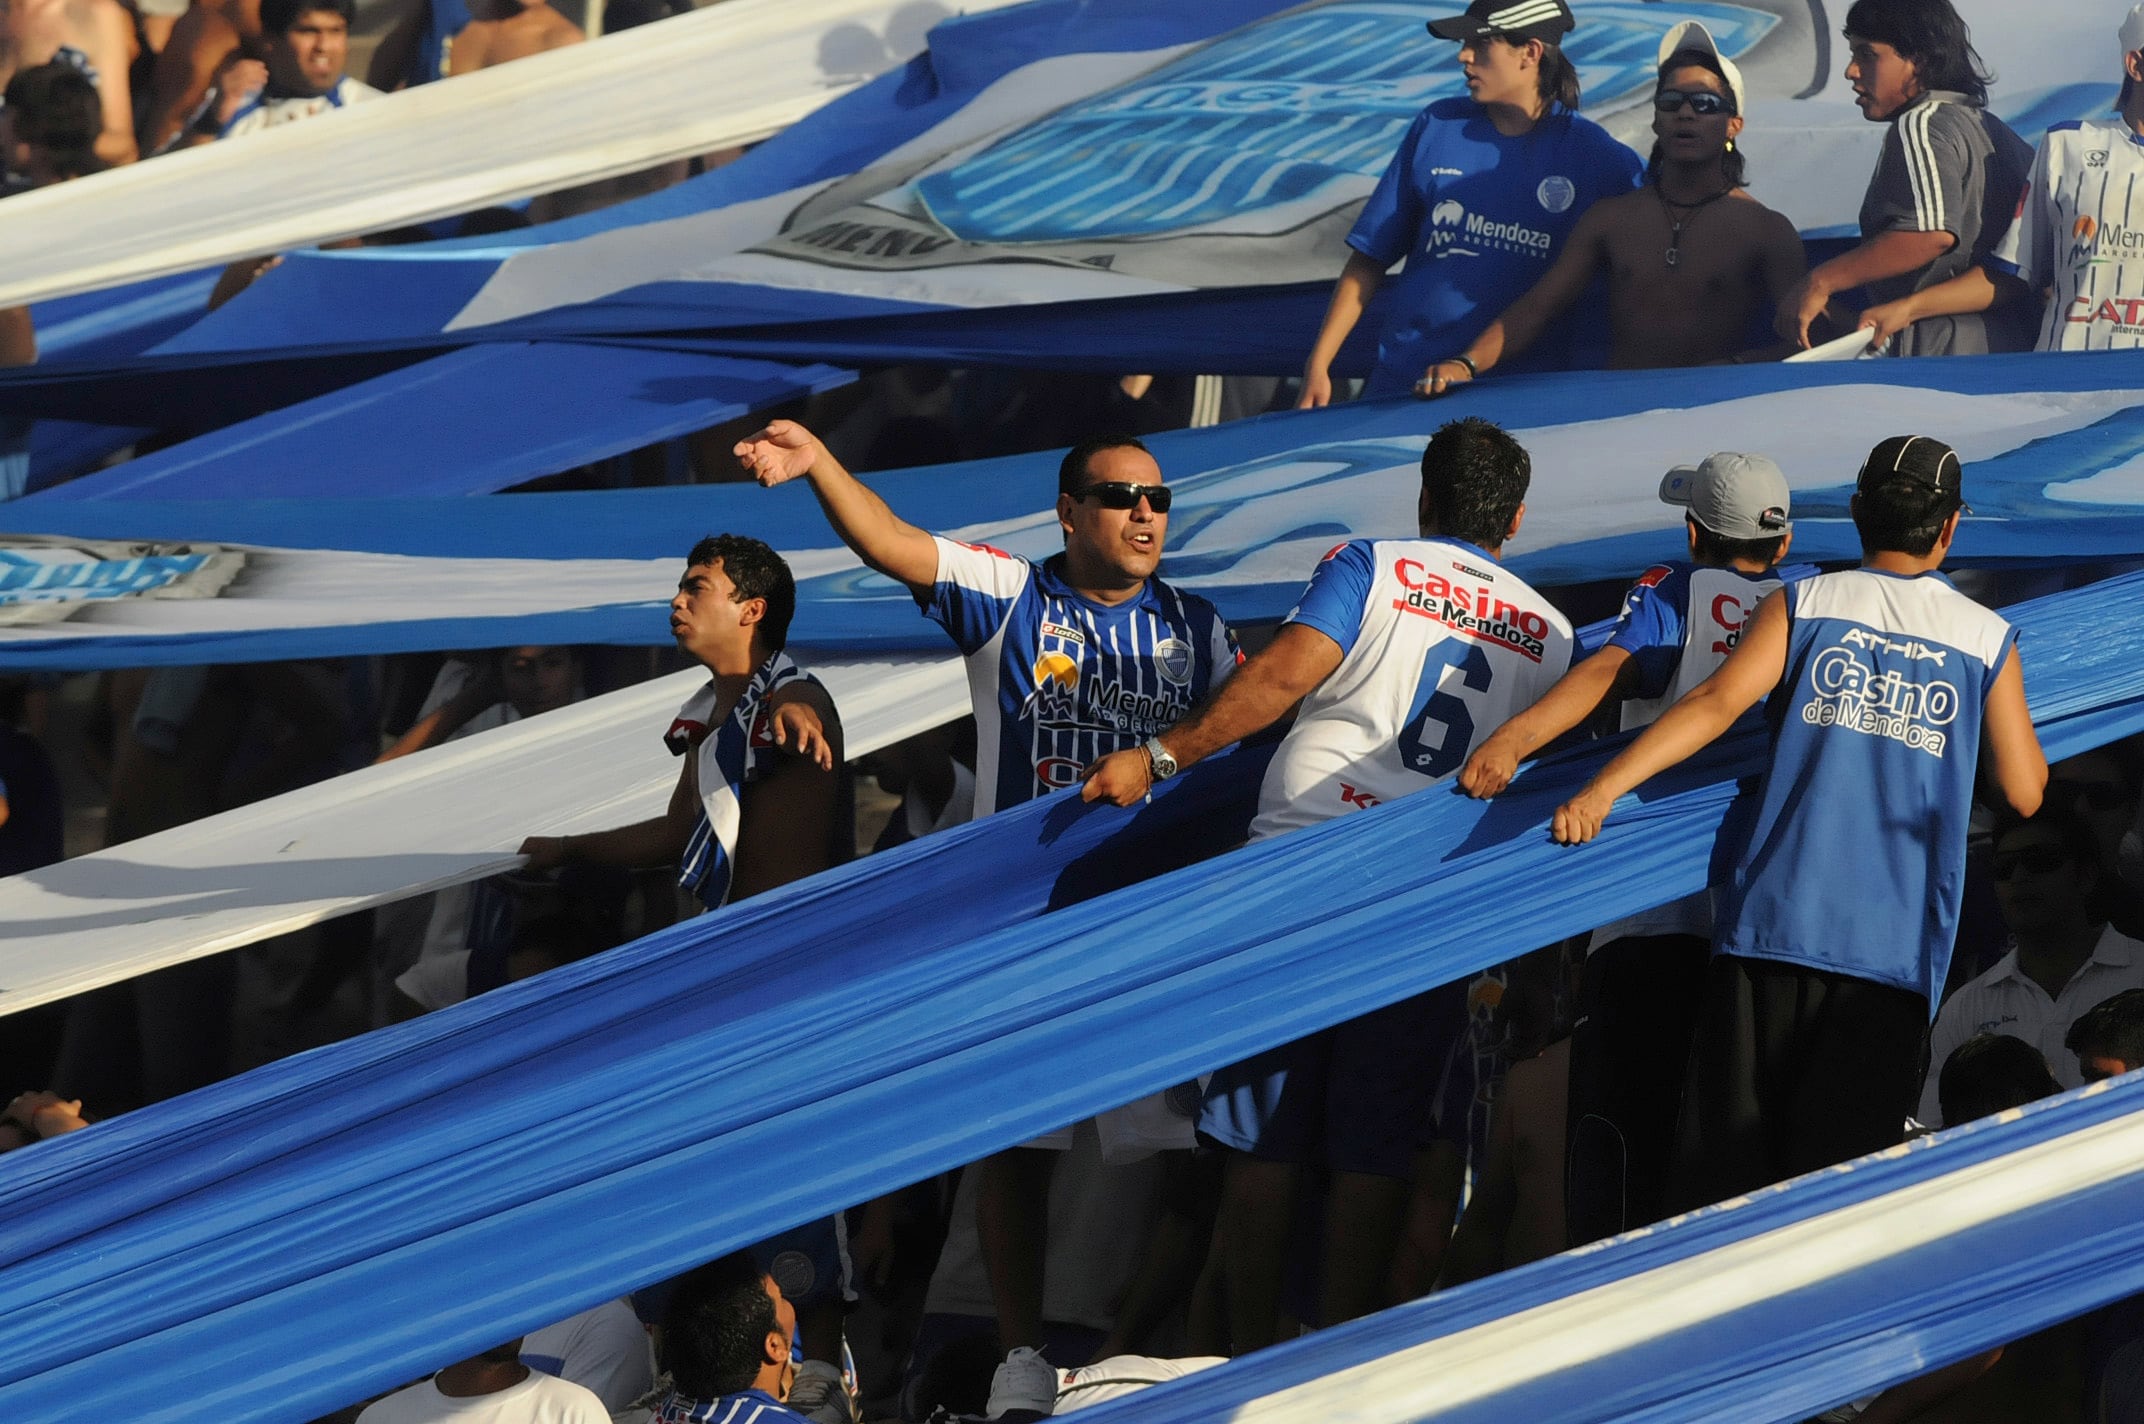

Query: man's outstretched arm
[1552,590,1790,844]
[1459,645,1637,798]
[736,420,939,593]
[1081,623,1344,805]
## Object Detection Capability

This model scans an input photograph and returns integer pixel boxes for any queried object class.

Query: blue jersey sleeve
[1605,566,1687,701]
[921,536,1033,656]
[1285,540,1377,657]
[1346,107,1434,267]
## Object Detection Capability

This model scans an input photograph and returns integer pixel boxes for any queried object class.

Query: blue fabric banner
[6,352,2144,670]
[0,569,2138,1422]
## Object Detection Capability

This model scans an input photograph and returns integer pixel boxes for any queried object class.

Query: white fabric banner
[0,653,964,1015]
[0,0,1027,311]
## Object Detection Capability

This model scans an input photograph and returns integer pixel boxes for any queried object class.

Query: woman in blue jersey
[1296,0,1643,406]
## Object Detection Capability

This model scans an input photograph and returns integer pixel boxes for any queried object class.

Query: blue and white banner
[137,0,2125,371]
[6,353,2144,670]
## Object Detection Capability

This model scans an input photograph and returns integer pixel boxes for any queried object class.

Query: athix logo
[1389,559,1549,661]
[1803,640,1961,758]
[1839,627,1948,666]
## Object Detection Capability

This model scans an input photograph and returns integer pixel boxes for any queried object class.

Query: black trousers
[1564,932,1713,1247]
[1666,954,1927,1217]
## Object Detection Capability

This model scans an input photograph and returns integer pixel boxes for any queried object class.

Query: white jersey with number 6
[1253,537,1574,842]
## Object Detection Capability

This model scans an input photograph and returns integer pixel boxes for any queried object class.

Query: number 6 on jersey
[1399,641,1495,777]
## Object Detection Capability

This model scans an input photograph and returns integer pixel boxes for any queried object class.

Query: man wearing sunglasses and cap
[1297,0,1642,407]
[1552,435,2047,1211]
[736,417,1238,1355]
[1422,22,1809,396]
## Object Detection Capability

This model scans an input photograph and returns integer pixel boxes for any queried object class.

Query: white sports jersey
[217,77,379,140]
[1253,537,1574,841]
[1989,118,2144,351]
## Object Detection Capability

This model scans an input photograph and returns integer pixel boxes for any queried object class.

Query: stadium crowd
[6,0,2144,1420]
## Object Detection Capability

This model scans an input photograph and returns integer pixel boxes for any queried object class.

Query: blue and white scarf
[667,651,808,913]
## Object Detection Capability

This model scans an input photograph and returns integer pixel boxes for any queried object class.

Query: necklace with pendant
[1653,181,1732,269]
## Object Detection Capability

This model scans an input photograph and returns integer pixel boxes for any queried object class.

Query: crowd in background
[7,0,2144,1421]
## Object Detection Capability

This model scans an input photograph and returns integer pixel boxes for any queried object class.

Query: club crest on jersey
[1153,637,1194,687]
[1390,557,1550,661]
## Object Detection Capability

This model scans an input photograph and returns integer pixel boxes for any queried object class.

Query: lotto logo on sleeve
[1804,636,1960,758]
[1390,558,1550,661]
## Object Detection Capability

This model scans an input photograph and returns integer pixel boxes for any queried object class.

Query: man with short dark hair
[1936,1033,2062,1127]
[201,0,377,141]
[1778,0,2032,354]
[358,1338,608,1423]
[2067,988,2144,1083]
[518,533,844,911]
[738,420,1236,1361]
[647,1253,818,1424]
[0,0,137,165]
[1084,416,1574,1347]
[1919,806,2144,1126]
[1554,434,2048,1208]
[1459,450,1808,1243]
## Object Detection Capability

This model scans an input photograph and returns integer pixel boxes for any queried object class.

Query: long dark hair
[1535,40,1581,110]
[1843,0,1992,107]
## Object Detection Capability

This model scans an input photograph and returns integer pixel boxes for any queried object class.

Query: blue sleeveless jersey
[1717,569,2016,1002]
[921,537,1238,817]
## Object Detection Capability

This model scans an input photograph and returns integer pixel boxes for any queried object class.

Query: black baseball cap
[1856,434,1972,513]
[1428,0,1577,44]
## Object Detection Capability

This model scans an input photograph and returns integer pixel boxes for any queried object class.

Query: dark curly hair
[1420,417,1531,550]
[686,533,796,651]
[1844,0,1992,107]
[661,1252,777,1399]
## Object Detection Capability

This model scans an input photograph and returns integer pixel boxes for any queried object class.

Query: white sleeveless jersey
[1252,537,1574,841]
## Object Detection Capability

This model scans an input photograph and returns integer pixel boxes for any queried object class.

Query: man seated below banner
[1295,0,1644,407]
[1081,417,1574,1350]
[1550,435,2048,1213]
[1418,22,1808,397]
[1776,0,2032,355]
[1859,5,2144,354]
[1917,803,2144,1127]
[191,0,378,143]
[733,419,1239,1371]
[1455,451,1809,1244]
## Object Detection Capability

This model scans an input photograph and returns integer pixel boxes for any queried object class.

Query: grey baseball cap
[1659,452,1792,539]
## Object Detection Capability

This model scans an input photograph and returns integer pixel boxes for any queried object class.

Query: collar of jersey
[1902,89,1972,114]
[1430,534,1500,566]
[1035,553,1162,612]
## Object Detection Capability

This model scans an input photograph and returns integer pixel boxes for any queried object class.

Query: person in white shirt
[357,1338,609,1424]
[1082,416,1572,1350]
[1861,5,2144,352]
[202,0,378,142]
[1919,804,2144,1126]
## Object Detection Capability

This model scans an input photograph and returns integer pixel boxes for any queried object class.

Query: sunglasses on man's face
[1992,844,2074,881]
[1654,88,1735,116]
[1072,481,1173,513]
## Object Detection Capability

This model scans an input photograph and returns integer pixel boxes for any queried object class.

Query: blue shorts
[1197,981,1466,1180]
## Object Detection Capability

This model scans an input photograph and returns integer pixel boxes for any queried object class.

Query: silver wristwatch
[1143,736,1180,782]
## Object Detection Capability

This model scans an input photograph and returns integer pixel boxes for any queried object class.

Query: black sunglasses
[1992,844,2073,881]
[1654,88,1735,116]
[1072,481,1173,513]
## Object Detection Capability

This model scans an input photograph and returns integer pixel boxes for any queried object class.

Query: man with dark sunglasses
[735,417,1238,1357]
[1421,20,1808,396]
[1917,805,2144,1127]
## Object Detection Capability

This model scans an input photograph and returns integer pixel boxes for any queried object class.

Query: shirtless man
[0,0,137,164]
[445,0,580,76]
[1420,21,1805,397]
[135,0,258,154]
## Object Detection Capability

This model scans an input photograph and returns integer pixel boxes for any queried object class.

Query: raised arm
[1459,645,1636,798]
[735,420,939,593]
[1552,590,1789,844]
[1428,206,1610,396]
[1298,251,1387,409]
[1080,622,1344,805]
[1979,644,2046,819]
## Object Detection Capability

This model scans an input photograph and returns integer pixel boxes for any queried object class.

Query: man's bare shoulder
[1722,188,1797,228]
